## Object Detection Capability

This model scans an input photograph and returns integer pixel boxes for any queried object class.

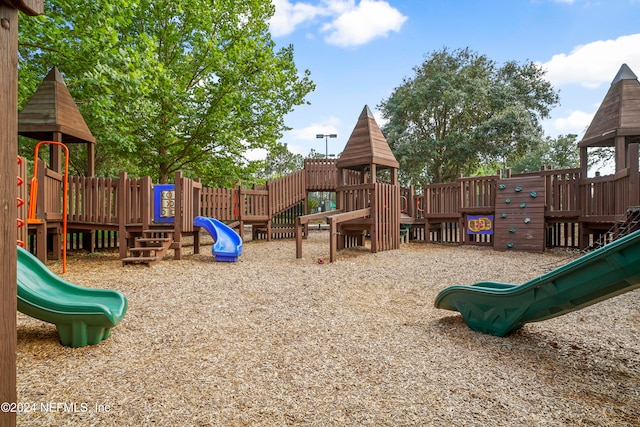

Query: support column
[0,6,18,425]
[628,143,639,206]
[615,136,626,173]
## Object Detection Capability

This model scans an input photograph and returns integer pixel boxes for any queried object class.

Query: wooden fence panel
[68,176,118,224]
[269,169,306,216]
[304,158,337,191]
[374,183,400,252]
[579,171,629,217]
[240,188,269,220]
[201,187,237,221]
[460,176,497,211]
[337,183,372,212]
[41,163,63,221]
[424,182,460,216]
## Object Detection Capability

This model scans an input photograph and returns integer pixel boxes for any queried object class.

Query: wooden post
[173,171,183,260]
[628,143,639,206]
[0,7,18,426]
[49,130,62,172]
[117,171,128,259]
[615,136,626,173]
[1,2,43,426]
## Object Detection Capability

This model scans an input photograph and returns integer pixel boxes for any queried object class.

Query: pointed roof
[336,105,399,170]
[579,64,640,147]
[18,67,96,144]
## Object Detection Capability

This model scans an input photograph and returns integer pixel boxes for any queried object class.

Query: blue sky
[250,0,640,161]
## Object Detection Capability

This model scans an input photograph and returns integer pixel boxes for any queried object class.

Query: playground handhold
[524,217,531,223]
[515,186,522,192]
[505,199,511,204]
[509,228,516,233]
[530,191,537,198]
[507,243,514,248]
[498,184,506,190]
[318,257,325,264]
[520,203,526,208]
[501,213,507,218]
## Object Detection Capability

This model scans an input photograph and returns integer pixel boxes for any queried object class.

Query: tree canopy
[378,47,559,185]
[18,0,315,185]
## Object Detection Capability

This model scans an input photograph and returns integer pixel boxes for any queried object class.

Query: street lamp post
[316,133,337,159]
[315,134,337,212]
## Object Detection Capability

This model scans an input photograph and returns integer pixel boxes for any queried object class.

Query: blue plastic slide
[17,246,127,347]
[194,216,243,262]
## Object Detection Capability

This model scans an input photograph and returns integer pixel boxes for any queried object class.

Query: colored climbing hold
[524,217,531,223]
[515,186,522,192]
[507,243,514,248]
[498,184,506,190]
[501,213,507,218]
[520,202,526,208]
[530,191,537,198]
[505,199,511,204]
[509,227,516,233]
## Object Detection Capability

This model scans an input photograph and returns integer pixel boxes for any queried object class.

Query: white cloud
[270,0,407,48]
[269,0,326,37]
[546,110,594,136]
[540,34,640,88]
[291,117,341,140]
[321,0,407,47]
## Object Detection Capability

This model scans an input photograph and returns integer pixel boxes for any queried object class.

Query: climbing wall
[494,176,545,253]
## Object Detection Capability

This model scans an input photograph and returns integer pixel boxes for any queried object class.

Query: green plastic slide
[17,246,127,347]
[434,229,640,336]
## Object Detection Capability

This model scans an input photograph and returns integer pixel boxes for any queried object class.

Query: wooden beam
[615,135,626,173]
[629,143,639,206]
[0,2,43,425]
[1,0,41,15]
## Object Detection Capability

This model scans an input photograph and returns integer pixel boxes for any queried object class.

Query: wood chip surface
[14,231,640,426]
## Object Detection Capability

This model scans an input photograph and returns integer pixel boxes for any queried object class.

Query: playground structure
[13,64,640,265]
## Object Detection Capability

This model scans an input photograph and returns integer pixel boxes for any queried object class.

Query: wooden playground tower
[296,105,401,262]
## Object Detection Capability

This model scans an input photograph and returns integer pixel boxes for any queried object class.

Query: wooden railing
[35,160,64,221]
[68,176,119,224]
[305,158,337,191]
[579,170,630,219]
[117,173,152,226]
[459,176,497,212]
[268,169,306,216]
[239,187,269,221]
[175,171,202,234]
[336,183,372,212]
[423,169,586,219]
[200,187,237,221]
[424,182,460,217]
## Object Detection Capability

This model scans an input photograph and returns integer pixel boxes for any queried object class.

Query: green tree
[257,143,304,179]
[378,47,559,185]
[18,0,315,185]
[306,148,325,159]
[510,134,579,173]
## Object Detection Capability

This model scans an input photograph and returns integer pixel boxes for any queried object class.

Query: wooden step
[143,229,174,235]
[128,246,164,253]
[136,237,171,244]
